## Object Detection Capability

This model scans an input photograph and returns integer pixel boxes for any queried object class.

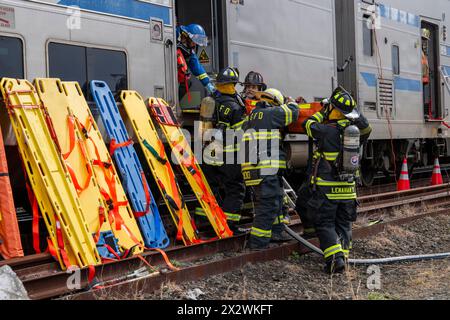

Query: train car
[343,0,450,185]
[0,0,449,201]
[176,0,450,185]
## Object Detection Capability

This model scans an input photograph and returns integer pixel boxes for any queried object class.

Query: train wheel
[360,161,375,186]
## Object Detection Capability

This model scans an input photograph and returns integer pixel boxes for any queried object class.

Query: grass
[170,259,184,268]
[288,251,301,262]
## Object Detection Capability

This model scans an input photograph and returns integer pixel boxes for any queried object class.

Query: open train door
[421,20,442,121]
[175,0,227,117]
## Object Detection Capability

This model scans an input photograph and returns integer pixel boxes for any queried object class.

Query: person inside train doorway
[201,67,246,233]
[242,89,299,250]
[303,88,372,274]
[421,28,431,116]
[177,24,217,102]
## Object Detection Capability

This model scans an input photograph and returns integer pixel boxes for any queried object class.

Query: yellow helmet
[421,28,431,40]
[260,88,285,106]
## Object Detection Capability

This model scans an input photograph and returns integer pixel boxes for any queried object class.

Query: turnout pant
[307,187,357,261]
[202,163,245,223]
[295,182,316,235]
[249,175,286,249]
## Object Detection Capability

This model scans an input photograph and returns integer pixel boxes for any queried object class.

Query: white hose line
[284,226,450,265]
[348,253,450,265]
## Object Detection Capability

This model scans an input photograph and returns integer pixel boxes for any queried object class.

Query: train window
[48,43,87,90]
[86,48,127,99]
[0,36,24,78]
[48,42,127,100]
[392,45,400,75]
[363,15,374,56]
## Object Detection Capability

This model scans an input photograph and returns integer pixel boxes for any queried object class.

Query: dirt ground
[147,214,450,300]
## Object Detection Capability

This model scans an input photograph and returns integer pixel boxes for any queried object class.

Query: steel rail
[67,207,450,300]
[3,184,449,299]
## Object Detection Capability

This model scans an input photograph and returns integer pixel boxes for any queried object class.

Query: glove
[284,96,295,104]
[321,103,332,119]
[295,96,307,104]
[206,82,218,97]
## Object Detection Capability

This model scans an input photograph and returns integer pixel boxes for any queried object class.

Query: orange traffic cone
[397,158,411,191]
[431,158,443,186]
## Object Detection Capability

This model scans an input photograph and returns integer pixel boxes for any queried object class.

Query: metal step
[282,177,297,209]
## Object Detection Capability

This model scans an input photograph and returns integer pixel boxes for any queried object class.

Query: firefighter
[242,89,300,250]
[241,71,267,115]
[201,67,246,231]
[421,28,431,86]
[303,88,372,274]
[177,24,216,100]
[295,180,316,238]
[240,71,268,214]
[421,28,431,116]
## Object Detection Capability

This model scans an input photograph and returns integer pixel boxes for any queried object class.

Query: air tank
[342,125,361,174]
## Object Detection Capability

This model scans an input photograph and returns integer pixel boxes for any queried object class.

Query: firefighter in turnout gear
[177,24,216,101]
[241,71,268,213]
[201,67,246,231]
[242,71,267,115]
[242,89,300,250]
[303,87,372,274]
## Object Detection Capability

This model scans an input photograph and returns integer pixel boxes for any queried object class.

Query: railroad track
[358,177,450,196]
[1,184,450,300]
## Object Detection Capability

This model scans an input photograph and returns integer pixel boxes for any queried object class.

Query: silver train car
[0,0,449,186]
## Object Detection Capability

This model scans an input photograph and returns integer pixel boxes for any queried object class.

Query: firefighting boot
[271,230,292,242]
[324,256,346,275]
[228,222,247,236]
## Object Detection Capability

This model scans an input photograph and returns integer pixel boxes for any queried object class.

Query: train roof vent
[377,78,395,119]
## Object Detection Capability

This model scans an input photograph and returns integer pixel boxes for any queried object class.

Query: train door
[421,21,442,120]
[175,0,227,111]
[334,0,357,98]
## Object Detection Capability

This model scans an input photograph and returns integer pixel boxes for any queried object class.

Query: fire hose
[284,226,450,265]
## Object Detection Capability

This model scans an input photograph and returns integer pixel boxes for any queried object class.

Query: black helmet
[216,67,240,84]
[243,71,267,91]
[330,87,360,120]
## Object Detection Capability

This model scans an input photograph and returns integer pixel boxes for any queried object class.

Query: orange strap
[47,238,58,262]
[20,159,41,254]
[63,116,76,160]
[88,265,96,284]
[66,163,92,193]
[154,139,186,242]
[31,192,40,254]
[133,171,152,219]
[70,117,178,272]
[43,110,62,152]
[109,139,134,156]
[93,207,106,243]
[25,180,41,254]
[62,116,94,193]
[54,216,72,269]
[172,142,230,237]
[141,247,179,272]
